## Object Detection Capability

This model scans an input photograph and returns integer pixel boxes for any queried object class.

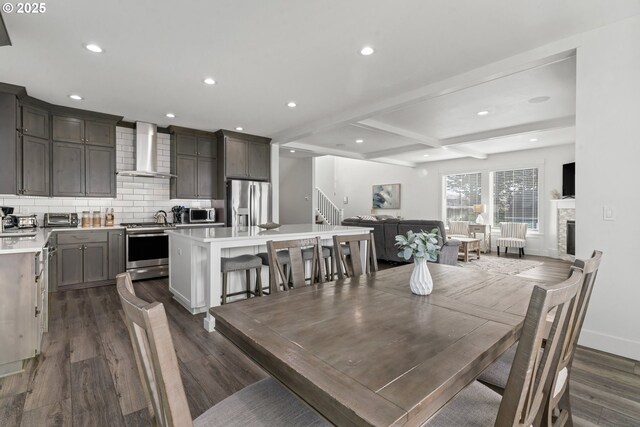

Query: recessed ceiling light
[355,139,364,144]
[360,46,375,56]
[289,150,296,153]
[423,154,430,157]
[528,96,550,104]
[287,101,297,108]
[85,44,103,53]
[235,127,244,131]
[203,78,216,85]
[69,94,83,100]
[166,113,176,118]
[477,110,490,116]
[530,138,538,142]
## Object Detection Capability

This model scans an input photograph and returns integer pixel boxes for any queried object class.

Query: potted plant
[395,229,441,295]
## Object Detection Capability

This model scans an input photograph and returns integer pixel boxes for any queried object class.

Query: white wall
[0,127,212,224]
[279,155,313,224]
[314,144,575,256]
[574,15,640,360]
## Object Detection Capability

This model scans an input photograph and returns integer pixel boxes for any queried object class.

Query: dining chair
[332,232,378,279]
[496,222,528,257]
[267,237,325,291]
[425,267,585,426]
[477,250,603,424]
[448,220,470,238]
[115,272,329,427]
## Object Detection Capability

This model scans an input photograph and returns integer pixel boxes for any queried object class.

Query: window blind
[493,168,539,230]
[445,172,482,222]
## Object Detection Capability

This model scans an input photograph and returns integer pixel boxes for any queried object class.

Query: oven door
[126,232,169,269]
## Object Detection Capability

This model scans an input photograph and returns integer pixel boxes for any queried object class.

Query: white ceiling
[1,0,639,165]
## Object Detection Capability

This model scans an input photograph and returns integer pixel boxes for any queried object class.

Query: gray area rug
[459,257,543,275]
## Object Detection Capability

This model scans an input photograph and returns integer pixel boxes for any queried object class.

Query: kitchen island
[165,224,372,331]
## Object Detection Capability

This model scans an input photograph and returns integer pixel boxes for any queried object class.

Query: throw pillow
[357,215,378,221]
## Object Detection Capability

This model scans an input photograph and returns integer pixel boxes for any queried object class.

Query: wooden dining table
[211,263,541,426]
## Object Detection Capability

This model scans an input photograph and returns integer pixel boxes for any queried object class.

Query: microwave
[188,208,216,223]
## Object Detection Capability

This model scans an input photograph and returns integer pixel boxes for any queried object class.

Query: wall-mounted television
[562,162,575,198]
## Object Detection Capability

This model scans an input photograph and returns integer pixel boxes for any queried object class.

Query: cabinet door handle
[23,128,28,133]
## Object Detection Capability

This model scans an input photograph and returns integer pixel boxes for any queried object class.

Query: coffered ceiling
[1,1,639,166]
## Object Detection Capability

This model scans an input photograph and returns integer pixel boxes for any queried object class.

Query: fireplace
[567,220,575,256]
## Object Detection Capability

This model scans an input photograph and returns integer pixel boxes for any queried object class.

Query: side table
[469,223,491,253]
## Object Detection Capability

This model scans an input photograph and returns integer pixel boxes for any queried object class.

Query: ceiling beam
[282,142,416,167]
[440,116,575,146]
[362,143,428,159]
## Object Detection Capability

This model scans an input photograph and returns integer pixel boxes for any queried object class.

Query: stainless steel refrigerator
[226,180,272,227]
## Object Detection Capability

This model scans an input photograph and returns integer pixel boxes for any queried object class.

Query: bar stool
[257,247,333,288]
[221,254,263,305]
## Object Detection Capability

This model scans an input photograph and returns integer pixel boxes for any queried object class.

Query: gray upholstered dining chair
[496,222,528,257]
[448,220,470,239]
[266,237,325,291]
[115,272,329,427]
[425,267,585,426]
[333,232,378,279]
[477,250,603,424]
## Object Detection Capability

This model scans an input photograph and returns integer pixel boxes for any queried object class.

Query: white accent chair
[496,222,528,257]
[448,221,470,239]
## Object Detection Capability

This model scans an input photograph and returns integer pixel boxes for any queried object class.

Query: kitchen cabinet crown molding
[215,129,272,144]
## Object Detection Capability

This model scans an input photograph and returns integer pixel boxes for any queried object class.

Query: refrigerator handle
[249,184,254,227]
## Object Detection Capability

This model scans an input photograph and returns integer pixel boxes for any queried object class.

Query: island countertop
[165,224,371,243]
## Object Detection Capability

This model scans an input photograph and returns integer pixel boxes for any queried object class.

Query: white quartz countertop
[0,226,126,254]
[165,224,371,243]
[0,228,52,254]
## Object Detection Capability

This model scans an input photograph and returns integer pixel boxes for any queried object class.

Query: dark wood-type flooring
[1,253,638,426]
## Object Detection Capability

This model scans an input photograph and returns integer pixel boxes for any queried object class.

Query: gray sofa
[341,218,461,266]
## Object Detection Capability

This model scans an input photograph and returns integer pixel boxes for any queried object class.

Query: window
[493,168,539,230]
[445,172,482,222]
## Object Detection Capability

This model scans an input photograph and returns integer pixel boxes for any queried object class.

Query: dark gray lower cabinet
[55,231,115,288]
[108,231,125,279]
[21,135,50,196]
[57,244,84,287]
[52,141,85,197]
[83,242,109,283]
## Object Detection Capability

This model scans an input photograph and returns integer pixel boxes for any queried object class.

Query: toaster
[13,214,38,229]
[44,212,79,228]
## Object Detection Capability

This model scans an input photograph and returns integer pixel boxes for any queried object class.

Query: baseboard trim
[579,328,640,361]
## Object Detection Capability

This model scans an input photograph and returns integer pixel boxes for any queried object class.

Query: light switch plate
[343,197,349,204]
[603,206,614,221]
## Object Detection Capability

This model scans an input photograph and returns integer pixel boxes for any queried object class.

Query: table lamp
[473,204,486,224]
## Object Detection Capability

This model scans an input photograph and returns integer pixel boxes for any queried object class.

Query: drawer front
[57,231,109,244]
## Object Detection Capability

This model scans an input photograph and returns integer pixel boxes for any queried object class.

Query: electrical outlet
[343,197,349,204]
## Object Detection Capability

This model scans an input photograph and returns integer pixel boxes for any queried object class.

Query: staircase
[315,187,344,225]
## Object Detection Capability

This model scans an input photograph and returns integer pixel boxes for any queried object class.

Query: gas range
[121,222,176,233]
[122,222,174,280]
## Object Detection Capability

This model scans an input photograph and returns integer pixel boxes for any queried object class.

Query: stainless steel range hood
[117,122,175,178]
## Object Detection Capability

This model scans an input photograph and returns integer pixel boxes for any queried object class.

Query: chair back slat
[333,233,378,279]
[267,237,325,290]
[116,273,193,427]
[496,268,584,427]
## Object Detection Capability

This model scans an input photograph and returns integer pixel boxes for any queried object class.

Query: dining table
[210,262,541,426]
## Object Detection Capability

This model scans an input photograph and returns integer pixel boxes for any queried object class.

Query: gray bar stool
[257,247,333,288]
[221,254,263,304]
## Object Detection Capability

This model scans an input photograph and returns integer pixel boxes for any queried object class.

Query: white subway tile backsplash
[3,126,213,223]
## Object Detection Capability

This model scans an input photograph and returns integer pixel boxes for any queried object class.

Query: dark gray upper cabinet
[108,231,125,280]
[248,141,270,181]
[85,120,113,146]
[176,134,197,155]
[170,127,218,199]
[0,92,17,194]
[216,130,271,182]
[53,115,116,147]
[197,157,217,199]
[52,141,85,197]
[52,116,84,143]
[85,145,116,197]
[176,155,197,198]
[22,106,49,139]
[21,135,49,196]
[225,137,249,178]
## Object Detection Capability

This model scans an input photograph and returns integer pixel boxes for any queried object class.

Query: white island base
[165,224,371,331]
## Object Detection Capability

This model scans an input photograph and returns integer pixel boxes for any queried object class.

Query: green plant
[395,229,441,262]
